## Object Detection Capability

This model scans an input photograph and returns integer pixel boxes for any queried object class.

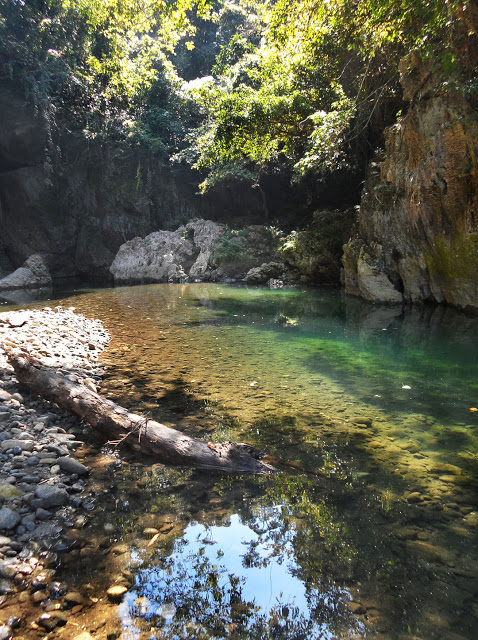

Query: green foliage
[0,0,213,144]
[1,0,475,196]
[177,0,476,192]
[279,209,355,284]
[212,225,282,274]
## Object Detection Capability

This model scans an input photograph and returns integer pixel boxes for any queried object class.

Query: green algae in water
[13,283,478,639]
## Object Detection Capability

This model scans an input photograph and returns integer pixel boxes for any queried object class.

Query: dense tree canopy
[1,0,476,191]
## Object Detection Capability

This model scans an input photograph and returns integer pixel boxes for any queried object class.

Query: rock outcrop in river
[110,220,226,284]
[343,52,478,308]
[0,255,52,291]
[110,220,287,284]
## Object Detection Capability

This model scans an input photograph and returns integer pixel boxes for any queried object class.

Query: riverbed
[1,283,478,640]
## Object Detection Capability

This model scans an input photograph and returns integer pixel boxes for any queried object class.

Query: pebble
[405,540,455,565]
[0,560,15,579]
[58,457,89,475]
[0,625,12,640]
[0,308,110,633]
[107,584,128,601]
[64,591,85,605]
[111,543,129,555]
[37,612,67,631]
[34,484,69,507]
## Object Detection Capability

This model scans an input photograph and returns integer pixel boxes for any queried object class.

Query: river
[2,282,478,640]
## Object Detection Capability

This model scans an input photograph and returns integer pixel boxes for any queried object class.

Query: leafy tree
[177,0,477,194]
[0,0,213,143]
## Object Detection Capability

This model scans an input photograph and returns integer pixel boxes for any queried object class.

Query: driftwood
[6,349,275,474]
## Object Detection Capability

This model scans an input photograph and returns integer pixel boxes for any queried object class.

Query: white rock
[0,254,52,291]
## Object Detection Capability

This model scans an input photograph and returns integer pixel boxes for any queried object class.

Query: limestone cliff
[343,52,478,309]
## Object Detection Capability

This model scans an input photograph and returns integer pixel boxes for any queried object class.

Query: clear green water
[3,283,478,639]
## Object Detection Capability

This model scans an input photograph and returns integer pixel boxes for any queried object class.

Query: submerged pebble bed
[0,307,110,638]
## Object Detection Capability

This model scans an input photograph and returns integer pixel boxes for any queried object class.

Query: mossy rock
[213,225,282,278]
[279,209,356,285]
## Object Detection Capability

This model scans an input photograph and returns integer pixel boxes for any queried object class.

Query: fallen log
[6,348,275,475]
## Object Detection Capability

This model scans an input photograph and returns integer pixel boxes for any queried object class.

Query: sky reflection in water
[119,510,351,639]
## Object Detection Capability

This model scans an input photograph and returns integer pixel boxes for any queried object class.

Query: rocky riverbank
[0,307,110,639]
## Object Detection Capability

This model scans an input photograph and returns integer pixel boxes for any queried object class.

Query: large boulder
[213,226,282,280]
[279,209,355,285]
[188,219,226,280]
[0,254,52,290]
[110,220,226,284]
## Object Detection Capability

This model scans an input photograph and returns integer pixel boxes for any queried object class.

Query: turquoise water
[3,283,478,639]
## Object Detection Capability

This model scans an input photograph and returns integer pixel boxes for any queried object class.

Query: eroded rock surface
[110,220,226,284]
[343,52,478,308]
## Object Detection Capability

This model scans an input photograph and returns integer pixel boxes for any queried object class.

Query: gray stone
[0,509,20,530]
[35,508,52,521]
[0,412,11,422]
[34,484,69,507]
[0,581,14,595]
[25,522,62,541]
[356,243,403,303]
[110,220,226,284]
[1,439,35,452]
[58,457,89,475]
[245,262,284,284]
[0,255,52,291]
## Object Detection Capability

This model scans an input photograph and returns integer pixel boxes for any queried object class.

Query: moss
[212,226,282,276]
[279,209,355,285]
[426,233,478,281]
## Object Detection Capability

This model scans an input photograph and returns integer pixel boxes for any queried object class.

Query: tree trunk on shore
[6,349,275,475]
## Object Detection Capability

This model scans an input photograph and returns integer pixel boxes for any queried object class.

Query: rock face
[110,221,289,284]
[245,262,284,284]
[343,52,478,308]
[0,84,312,282]
[0,255,52,290]
[110,220,226,284]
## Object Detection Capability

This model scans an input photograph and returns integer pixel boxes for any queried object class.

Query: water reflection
[0,285,52,305]
[120,508,361,640]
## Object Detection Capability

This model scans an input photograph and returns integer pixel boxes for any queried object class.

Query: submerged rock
[58,457,89,475]
[107,585,128,601]
[0,255,52,291]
